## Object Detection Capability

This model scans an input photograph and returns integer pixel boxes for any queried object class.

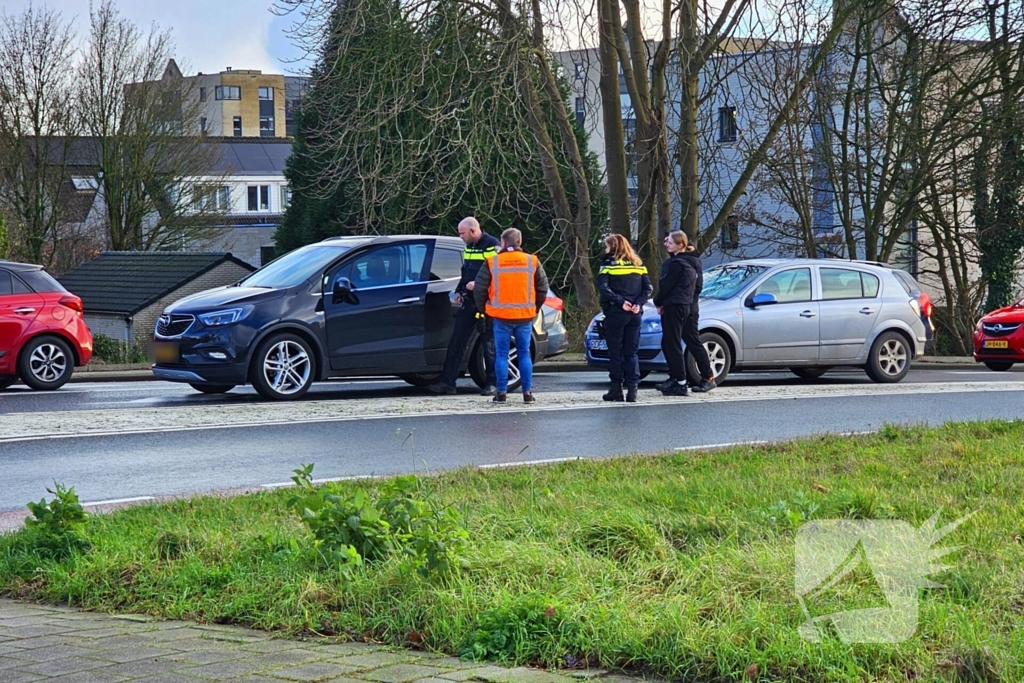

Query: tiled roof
[57,252,255,316]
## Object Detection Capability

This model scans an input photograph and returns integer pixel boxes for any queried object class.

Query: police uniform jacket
[597,256,653,312]
[458,233,500,311]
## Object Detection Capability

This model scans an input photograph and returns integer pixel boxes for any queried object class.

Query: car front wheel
[686,332,731,385]
[983,360,1014,372]
[866,331,910,383]
[18,336,75,390]
[251,333,315,400]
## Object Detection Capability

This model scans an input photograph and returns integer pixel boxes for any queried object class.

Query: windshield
[239,244,352,289]
[701,265,768,300]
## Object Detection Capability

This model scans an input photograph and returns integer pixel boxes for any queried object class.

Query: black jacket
[597,256,653,312]
[653,251,701,307]
[457,233,500,309]
[679,251,703,303]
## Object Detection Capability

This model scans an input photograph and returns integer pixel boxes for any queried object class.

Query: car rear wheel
[685,332,731,385]
[189,383,236,394]
[0,377,17,390]
[18,336,74,390]
[399,373,441,388]
[791,367,830,380]
[469,338,523,392]
[983,360,1014,372]
[866,331,910,383]
[251,333,315,400]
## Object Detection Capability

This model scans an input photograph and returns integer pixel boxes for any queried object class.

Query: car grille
[590,348,661,361]
[982,322,1021,337]
[156,314,194,338]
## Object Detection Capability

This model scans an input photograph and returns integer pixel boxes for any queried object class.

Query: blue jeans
[493,319,533,393]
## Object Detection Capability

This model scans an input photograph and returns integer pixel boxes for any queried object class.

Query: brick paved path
[0,600,644,683]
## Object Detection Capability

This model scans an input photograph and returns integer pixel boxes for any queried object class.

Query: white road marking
[675,440,770,451]
[82,496,155,507]
[2,381,1023,444]
[479,457,580,469]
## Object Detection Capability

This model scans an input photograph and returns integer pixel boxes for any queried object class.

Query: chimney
[226,66,232,72]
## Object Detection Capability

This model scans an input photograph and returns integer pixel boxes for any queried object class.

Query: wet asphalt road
[0,366,1022,514]
[0,365,1020,415]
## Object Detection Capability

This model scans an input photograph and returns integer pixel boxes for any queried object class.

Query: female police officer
[597,234,653,403]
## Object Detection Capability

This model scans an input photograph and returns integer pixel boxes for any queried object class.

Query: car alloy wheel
[866,331,910,383]
[686,332,731,385]
[251,332,315,400]
[18,336,75,390]
[30,343,68,384]
[469,338,523,392]
[264,340,311,395]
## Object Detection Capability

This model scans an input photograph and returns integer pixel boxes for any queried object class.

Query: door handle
[799,310,816,318]
[398,297,421,304]
[14,308,36,315]
[859,307,875,315]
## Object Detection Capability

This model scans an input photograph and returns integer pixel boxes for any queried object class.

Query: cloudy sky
[2,0,311,76]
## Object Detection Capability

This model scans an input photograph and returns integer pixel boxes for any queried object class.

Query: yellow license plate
[151,342,180,363]
[983,340,1009,349]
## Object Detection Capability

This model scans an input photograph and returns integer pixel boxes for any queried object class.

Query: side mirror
[747,292,778,308]
[332,276,355,304]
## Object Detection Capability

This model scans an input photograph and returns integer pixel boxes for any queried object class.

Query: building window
[718,106,738,143]
[215,85,241,100]
[281,186,292,210]
[721,214,740,249]
[200,117,207,134]
[247,185,270,212]
[71,177,99,191]
[194,185,231,213]
[575,97,585,126]
[199,86,207,102]
[258,86,274,101]
[574,62,585,81]
[233,116,242,137]
[259,116,274,137]
[260,246,277,266]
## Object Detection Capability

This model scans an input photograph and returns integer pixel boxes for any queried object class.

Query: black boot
[626,384,638,403]
[654,377,675,391]
[602,382,624,402]
[661,381,689,396]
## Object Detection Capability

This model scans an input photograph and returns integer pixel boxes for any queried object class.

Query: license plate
[588,339,608,351]
[151,342,180,363]
[983,340,1009,349]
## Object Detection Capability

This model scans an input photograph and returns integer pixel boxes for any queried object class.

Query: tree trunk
[598,0,630,237]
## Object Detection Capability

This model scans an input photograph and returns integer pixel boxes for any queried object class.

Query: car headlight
[198,307,252,327]
[976,319,984,333]
[643,319,662,333]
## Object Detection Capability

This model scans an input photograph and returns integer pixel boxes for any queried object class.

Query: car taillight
[919,292,933,319]
[544,295,564,311]
[59,295,83,313]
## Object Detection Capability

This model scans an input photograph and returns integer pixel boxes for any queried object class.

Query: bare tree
[0,5,80,266]
[78,0,222,252]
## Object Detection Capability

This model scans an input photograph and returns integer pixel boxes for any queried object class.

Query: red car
[0,261,93,390]
[973,298,1024,371]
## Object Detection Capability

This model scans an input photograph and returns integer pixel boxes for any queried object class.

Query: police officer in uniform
[429,217,501,395]
[597,235,653,403]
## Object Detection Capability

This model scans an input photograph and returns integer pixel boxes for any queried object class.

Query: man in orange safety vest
[473,228,549,404]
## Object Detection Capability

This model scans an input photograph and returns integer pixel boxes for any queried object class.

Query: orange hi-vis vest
[485,250,540,321]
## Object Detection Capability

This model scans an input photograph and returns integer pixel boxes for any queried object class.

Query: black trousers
[440,305,495,387]
[603,308,641,384]
[660,303,712,382]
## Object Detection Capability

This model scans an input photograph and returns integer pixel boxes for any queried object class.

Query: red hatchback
[973,299,1024,371]
[0,261,93,390]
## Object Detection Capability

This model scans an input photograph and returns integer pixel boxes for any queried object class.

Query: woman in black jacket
[653,231,714,396]
[597,235,653,402]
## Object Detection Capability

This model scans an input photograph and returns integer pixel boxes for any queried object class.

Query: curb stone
[0,600,659,683]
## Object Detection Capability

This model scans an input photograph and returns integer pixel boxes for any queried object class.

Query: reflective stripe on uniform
[463,247,498,261]
[600,259,647,276]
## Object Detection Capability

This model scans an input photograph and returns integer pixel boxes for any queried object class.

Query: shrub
[461,593,582,665]
[286,465,468,579]
[91,333,147,364]
[24,483,90,560]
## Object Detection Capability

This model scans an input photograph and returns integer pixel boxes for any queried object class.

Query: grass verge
[2,421,1022,682]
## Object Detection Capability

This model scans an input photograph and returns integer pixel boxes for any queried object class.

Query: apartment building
[158,59,309,138]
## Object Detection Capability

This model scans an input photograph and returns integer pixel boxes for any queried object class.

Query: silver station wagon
[585,258,931,385]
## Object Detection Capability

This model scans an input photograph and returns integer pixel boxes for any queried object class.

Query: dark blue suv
[151,235,556,400]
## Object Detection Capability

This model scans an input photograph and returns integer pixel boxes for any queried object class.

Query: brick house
[57,252,254,344]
